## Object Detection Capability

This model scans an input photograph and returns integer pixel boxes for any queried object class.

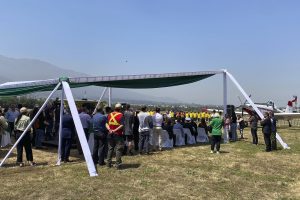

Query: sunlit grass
[0,127,299,200]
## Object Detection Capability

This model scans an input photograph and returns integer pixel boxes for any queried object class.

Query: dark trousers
[107,135,124,166]
[271,132,277,150]
[84,128,89,141]
[35,128,45,148]
[211,135,221,151]
[139,131,150,153]
[263,133,271,152]
[172,134,176,147]
[45,124,53,141]
[16,131,33,162]
[8,122,15,138]
[61,138,72,161]
[133,130,139,151]
[93,133,107,165]
[31,129,36,146]
[251,128,258,145]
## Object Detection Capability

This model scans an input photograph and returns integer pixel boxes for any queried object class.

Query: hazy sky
[1,0,300,106]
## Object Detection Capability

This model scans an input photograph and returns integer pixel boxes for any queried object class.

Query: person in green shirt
[209,113,223,154]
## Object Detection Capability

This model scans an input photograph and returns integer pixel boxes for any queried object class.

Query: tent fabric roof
[0,70,222,96]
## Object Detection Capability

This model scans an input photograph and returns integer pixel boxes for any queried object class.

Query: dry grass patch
[0,126,300,199]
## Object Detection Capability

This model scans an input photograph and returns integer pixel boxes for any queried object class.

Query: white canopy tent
[0,69,289,177]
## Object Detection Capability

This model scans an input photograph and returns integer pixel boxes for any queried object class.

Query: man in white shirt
[152,107,163,151]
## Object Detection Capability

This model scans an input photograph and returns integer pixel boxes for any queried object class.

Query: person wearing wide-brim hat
[14,107,35,167]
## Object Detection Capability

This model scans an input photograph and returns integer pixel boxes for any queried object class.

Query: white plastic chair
[161,130,173,148]
[183,128,196,144]
[173,128,185,146]
[196,127,209,143]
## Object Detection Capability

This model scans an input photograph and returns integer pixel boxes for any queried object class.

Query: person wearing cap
[209,113,223,154]
[105,103,125,169]
[183,117,197,144]
[14,107,35,166]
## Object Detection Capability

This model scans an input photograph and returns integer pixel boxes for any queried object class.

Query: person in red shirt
[105,103,124,169]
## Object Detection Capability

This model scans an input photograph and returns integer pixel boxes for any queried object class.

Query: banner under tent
[0,69,290,177]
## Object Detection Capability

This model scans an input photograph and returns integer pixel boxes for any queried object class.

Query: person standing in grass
[152,107,163,151]
[106,103,124,169]
[223,114,231,144]
[137,106,153,154]
[209,113,223,154]
[61,109,75,163]
[248,113,258,145]
[260,112,272,152]
[237,115,245,139]
[92,106,108,166]
[14,107,35,167]
[123,104,134,155]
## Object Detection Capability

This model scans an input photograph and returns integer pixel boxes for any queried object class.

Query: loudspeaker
[226,105,235,118]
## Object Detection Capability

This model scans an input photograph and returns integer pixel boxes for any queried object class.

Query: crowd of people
[0,102,278,168]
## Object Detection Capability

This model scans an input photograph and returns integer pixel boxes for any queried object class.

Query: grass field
[0,127,299,200]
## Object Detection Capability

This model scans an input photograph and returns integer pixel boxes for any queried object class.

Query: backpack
[239,120,245,129]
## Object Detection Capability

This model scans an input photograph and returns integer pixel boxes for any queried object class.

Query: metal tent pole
[108,87,112,107]
[0,82,62,167]
[225,71,290,149]
[56,88,64,165]
[223,70,227,116]
[62,81,98,177]
[92,87,108,115]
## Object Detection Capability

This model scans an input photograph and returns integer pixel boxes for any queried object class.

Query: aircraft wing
[274,113,300,120]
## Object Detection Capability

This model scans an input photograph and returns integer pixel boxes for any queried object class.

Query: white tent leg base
[62,81,98,177]
[276,133,290,149]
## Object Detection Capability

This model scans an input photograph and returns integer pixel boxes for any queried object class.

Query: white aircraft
[241,96,300,124]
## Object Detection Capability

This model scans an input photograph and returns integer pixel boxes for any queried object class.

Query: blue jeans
[35,129,45,148]
[139,131,150,154]
[231,123,237,141]
[223,128,229,143]
[61,137,72,161]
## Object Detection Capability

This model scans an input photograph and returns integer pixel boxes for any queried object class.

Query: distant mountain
[0,55,87,81]
[0,55,180,104]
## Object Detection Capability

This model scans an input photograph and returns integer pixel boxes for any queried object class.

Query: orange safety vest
[107,111,123,135]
